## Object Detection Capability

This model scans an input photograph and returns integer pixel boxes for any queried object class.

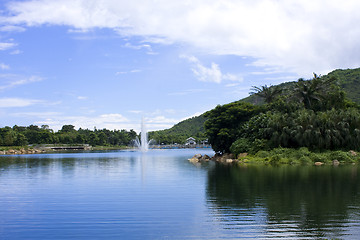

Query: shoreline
[189,148,360,166]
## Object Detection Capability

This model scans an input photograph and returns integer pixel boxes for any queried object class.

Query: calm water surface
[1,149,360,239]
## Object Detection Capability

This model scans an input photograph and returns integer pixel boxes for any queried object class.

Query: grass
[237,147,360,165]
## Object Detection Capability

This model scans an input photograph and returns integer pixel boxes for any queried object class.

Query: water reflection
[207,164,360,239]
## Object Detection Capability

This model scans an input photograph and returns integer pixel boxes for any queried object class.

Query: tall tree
[250,84,282,104]
[293,73,337,110]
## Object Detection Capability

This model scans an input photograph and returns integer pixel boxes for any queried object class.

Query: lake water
[1,149,360,239]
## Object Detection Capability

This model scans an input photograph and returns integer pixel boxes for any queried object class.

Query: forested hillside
[326,68,360,103]
[152,68,360,146]
[205,71,360,155]
[148,115,207,144]
[243,68,360,105]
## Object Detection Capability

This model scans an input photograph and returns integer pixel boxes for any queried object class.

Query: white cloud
[144,115,180,131]
[0,42,16,51]
[77,96,88,100]
[0,98,41,107]
[0,63,10,70]
[181,55,242,83]
[0,25,26,32]
[116,69,142,75]
[2,0,360,75]
[128,110,142,114]
[0,75,43,90]
[123,42,156,54]
[99,113,129,123]
[10,49,22,55]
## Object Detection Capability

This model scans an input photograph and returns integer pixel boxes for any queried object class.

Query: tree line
[205,73,360,155]
[0,124,137,147]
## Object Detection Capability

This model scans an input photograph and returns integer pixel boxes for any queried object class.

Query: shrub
[299,155,312,165]
[255,150,270,158]
[329,151,355,163]
[250,139,269,153]
[230,138,251,157]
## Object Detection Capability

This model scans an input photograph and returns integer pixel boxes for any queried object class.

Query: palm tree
[250,84,282,104]
[293,73,336,109]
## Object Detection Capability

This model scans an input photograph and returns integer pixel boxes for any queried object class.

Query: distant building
[185,137,196,145]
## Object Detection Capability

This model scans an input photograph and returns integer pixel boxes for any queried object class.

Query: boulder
[332,160,340,166]
[193,154,202,159]
[188,157,200,163]
[200,154,210,161]
[222,153,235,159]
[226,159,233,163]
[314,162,324,166]
[349,150,357,156]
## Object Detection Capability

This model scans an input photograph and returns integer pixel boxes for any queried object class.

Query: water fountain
[134,117,151,152]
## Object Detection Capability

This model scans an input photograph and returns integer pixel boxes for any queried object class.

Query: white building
[185,137,196,145]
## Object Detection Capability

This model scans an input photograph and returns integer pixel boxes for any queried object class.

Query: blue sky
[0,0,360,132]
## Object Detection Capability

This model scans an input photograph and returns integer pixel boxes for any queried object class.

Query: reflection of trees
[207,164,360,238]
[0,155,134,178]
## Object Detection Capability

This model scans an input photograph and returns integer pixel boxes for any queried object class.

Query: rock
[349,150,357,156]
[222,153,234,159]
[226,159,233,163]
[333,160,340,166]
[193,154,202,159]
[188,157,200,163]
[238,153,248,158]
[200,154,210,161]
[314,162,324,166]
[202,154,210,159]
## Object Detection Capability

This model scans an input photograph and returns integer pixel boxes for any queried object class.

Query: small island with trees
[203,68,360,164]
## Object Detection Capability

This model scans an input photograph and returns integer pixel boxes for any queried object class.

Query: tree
[293,73,338,110]
[204,102,261,154]
[250,84,282,104]
[15,133,28,146]
[60,125,76,133]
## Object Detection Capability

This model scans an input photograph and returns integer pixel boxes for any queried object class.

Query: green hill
[148,115,207,144]
[326,68,360,103]
[242,67,360,105]
[151,67,360,144]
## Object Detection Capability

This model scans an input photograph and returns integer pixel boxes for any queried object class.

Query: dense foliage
[204,102,262,153]
[0,125,137,147]
[205,72,360,155]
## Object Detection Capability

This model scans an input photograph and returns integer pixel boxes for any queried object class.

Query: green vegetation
[204,102,261,153]
[205,70,360,159]
[0,124,137,147]
[148,115,207,144]
[326,68,360,103]
[236,147,359,165]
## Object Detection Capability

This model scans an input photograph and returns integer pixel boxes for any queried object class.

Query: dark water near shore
[1,149,360,239]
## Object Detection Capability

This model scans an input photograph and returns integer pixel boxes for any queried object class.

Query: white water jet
[134,117,150,152]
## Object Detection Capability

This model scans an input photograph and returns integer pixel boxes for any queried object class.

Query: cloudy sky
[0,0,359,132]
